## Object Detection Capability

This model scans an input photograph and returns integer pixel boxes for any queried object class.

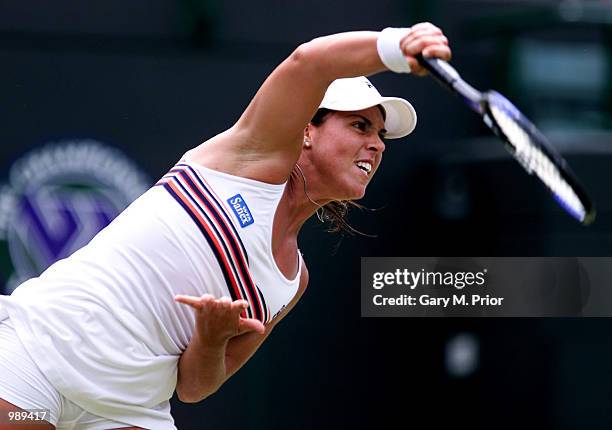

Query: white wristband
[377,27,412,74]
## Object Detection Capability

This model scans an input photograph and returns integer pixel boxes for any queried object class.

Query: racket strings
[489,104,586,222]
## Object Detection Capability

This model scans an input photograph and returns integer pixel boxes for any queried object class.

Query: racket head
[481,90,596,225]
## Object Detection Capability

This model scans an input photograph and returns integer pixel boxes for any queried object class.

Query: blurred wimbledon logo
[0,140,150,294]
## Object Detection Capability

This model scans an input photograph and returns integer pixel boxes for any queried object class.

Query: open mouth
[355,161,372,176]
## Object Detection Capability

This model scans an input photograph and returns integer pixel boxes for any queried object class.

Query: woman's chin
[326,179,367,201]
[342,186,367,201]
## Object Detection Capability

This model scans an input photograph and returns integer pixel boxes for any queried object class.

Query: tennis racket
[416,54,596,225]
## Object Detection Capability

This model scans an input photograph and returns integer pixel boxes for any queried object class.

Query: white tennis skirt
[0,317,140,430]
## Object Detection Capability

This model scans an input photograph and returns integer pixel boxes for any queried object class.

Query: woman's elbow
[176,388,201,404]
[176,385,216,404]
[289,40,326,75]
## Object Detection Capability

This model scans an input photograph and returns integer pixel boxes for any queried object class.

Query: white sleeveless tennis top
[0,155,302,429]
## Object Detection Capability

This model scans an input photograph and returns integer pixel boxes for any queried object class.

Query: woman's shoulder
[185,130,297,185]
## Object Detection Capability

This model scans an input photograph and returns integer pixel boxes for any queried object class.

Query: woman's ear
[303,125,312,148]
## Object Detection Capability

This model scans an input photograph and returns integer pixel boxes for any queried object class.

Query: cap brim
[320,96,417,140]
[378,97,417,139]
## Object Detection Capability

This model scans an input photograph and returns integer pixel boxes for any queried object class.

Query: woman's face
[305,106,387,201]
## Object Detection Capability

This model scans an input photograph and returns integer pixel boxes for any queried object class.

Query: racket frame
[415,54,596,225]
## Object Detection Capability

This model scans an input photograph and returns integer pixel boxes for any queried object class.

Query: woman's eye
[352,122,367,131]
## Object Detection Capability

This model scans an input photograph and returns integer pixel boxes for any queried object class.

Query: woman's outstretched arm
[205,23,450,183]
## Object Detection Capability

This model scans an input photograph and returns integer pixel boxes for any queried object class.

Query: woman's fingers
[410,21,441,33]
[401,35,449,58]
[238,318,265,335]
[388,22,450,76]
[174,294,204,308]
[176,294,264,342]
[396,23,452,76]
[218,296,232,304]
[422,44,452,61]
[175,295,250,317]
[230,299,249,312]
[175,294,218,309]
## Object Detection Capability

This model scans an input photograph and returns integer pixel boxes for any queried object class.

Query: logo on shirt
[227,194,254,228]
[271,304,287,322]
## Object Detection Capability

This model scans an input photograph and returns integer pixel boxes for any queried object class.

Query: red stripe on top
[166,180,246,309]
[185,167,265,318]
[174,171,256,319]
[177,167,264,321]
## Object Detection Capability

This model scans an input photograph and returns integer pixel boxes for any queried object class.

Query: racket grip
[416,53,483,114]
[415,53,461,88]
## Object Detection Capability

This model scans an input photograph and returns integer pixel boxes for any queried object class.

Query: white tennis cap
[319,76,417,139]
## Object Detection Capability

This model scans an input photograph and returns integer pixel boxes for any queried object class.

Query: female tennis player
[0,23,450,429]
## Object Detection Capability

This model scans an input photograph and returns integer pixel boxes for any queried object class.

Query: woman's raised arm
[203,23,450,183]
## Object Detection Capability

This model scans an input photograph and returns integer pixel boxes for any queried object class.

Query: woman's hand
[174,294,264,402]
[175,294,265,348]
[400,22,452,76]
